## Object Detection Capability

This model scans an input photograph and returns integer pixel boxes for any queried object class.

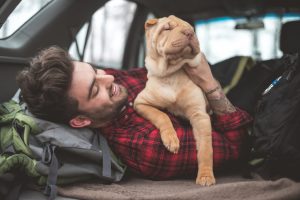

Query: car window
[0,0,52,39]
[195,14,300,64]
[69,0,137,69]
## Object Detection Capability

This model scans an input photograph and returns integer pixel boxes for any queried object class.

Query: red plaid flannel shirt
[100,68,252,179]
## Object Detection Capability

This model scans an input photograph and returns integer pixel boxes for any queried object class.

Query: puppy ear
[145,18,158,30]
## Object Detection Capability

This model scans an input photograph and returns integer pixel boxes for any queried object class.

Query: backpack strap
[42,144,58,200]
[223,56,254,94]
[98,133,112,178]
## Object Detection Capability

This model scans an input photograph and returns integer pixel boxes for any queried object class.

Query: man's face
[68,61,128,128]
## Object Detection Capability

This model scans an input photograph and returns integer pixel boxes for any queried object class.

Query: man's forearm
[205,83,236,115]
[184,53,236,115]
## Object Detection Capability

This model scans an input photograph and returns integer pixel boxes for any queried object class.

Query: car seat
[280,20,300,54]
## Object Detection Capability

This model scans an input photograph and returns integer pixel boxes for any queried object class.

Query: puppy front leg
[189,111,215,186]
[134,102,180,153]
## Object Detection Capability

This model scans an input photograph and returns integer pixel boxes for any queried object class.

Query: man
[17,46,252,180]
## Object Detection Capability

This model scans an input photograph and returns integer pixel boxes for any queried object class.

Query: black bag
[251,53,300,181]
[227,58,286,116]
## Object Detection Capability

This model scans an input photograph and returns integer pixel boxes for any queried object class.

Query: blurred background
[1,0,300,68]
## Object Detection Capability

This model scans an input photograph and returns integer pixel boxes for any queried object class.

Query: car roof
[134,0,300,19]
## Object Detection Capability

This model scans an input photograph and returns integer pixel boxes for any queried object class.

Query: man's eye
[92,86,99,97]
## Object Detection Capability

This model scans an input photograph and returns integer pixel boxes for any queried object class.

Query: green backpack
[0,92,126,199]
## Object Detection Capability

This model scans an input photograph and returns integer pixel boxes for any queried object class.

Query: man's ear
[69,115,92,128]
[145,18,158,30]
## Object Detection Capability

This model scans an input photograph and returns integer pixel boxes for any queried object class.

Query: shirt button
[125,115,129,119]
[129,102,133,107]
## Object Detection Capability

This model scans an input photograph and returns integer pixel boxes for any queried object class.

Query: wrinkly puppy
[134,15,215,186]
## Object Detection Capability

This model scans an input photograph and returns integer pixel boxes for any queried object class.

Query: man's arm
[185,53,236,115]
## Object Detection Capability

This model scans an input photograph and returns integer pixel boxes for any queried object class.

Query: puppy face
[145,15,200,66]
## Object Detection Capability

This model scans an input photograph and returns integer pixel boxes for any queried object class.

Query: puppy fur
[134,15,215,186]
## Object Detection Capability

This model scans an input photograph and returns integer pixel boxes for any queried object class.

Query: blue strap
[44,184,57,200]
[42,144,58,200]
[99,133,112,178]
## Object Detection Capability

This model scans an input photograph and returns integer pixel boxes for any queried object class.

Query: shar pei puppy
[134,15,215,186]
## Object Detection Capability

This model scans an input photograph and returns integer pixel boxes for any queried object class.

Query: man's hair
[16,46,79,124]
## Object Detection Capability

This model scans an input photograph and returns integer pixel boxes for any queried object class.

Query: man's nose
[96,74,114,85]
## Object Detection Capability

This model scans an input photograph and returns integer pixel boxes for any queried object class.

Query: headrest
[280,20,300,54]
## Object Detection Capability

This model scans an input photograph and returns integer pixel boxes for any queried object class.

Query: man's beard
[87,88,128,127]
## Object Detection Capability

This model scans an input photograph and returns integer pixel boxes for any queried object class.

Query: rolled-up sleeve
[212,108,253,131]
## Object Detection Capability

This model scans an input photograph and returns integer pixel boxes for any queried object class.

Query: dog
[133,15,215,186]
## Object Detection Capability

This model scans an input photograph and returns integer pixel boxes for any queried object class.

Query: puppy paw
[196,173,216,186]
[161,129,180,154]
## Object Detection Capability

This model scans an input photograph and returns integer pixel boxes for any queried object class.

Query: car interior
[1,0,300,199]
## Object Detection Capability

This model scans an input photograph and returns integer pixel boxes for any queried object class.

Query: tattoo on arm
[206,87,236,115]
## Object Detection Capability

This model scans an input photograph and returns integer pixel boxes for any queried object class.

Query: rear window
[195,13,300,64]
[0,0,52,39]
[69,0,137,69]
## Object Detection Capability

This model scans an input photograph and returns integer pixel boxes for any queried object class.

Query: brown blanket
[56,173,300,200]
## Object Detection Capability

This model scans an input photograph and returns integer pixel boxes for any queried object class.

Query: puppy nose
[181,28,194,39]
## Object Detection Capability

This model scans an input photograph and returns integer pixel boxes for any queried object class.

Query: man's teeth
[110,85,114,97]
[111,84,118,97]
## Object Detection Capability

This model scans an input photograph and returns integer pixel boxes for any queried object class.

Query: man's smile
[110,83,120,97]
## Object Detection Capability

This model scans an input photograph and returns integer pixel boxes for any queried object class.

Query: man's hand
[184,52,236,115]
[184,52,219,93]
